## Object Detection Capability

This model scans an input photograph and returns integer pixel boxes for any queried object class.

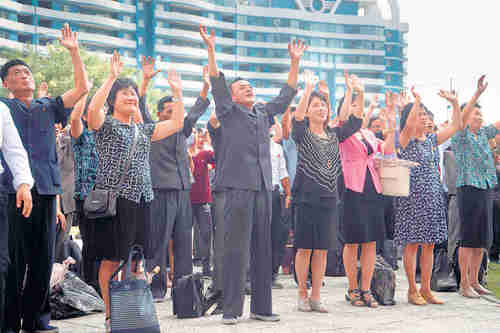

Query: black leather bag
[172,273,206,318]
[84,125,137,219]
[430,247,458,292]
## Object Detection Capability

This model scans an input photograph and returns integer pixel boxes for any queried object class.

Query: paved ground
[54,264,500,333]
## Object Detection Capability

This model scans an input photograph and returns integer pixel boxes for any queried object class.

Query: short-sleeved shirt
[451,124,499,189]
[95,115,155,203]
[0,96,72,194]
[72,124,99,200]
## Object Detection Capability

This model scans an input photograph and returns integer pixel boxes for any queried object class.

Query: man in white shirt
[0,100,33,332]
[270,126,291,289]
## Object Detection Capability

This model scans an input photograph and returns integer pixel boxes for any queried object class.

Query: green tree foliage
[0,43,169,120]
[1,43,132,97]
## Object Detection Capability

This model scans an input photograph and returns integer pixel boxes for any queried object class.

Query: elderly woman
[451,76,499,298]
[395,87,461,306]
[293,71,362,312]
[86,51,184,331]
[340,85,397,308]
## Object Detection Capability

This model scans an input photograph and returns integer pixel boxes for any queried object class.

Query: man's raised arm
[59,23,89,108]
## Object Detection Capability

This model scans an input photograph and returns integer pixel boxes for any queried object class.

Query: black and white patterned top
[394,134,447,245]
[292,115,362,205]
[95,115,156,203]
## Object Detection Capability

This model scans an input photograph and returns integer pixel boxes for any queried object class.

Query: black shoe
[21,325,59,333]
[250,313,280,322]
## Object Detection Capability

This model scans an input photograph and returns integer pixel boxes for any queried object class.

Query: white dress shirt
[0,101,34,190]
[270,140,289,189]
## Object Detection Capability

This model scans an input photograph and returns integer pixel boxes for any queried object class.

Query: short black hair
[400,102,432,131]
[367,115,380,129]
[157,95,174,113]
[0,59,31,82]
[229,77,246,93]
[460,102,481,110]
[106,78,139,114]
[308,91,328,108]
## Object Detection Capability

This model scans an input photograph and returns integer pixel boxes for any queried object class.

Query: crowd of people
[0,22,499,333]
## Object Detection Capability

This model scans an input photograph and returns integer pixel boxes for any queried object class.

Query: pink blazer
[339,129,383,194]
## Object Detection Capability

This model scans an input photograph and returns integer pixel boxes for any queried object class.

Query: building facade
[0,0,408,119]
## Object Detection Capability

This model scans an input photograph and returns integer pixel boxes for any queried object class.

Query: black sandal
[345,289,364,306]
[360,290,378,308]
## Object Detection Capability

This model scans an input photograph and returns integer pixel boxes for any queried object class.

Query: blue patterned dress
[394,134,447,245]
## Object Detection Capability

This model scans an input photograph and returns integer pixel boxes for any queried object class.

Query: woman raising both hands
[293,70,362,313]
[86,51,185,332]
[340,85,397,309]
[394,86,462,306]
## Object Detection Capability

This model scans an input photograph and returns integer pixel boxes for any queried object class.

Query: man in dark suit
[200,24,306,325]
[144,64,211,303]
[0,24,89,333]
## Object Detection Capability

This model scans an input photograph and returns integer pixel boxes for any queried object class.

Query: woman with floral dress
[395,88,461,305]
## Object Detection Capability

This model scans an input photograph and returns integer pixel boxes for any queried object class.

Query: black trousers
[271,189,287,278]
[5,191,56,331]
[212,191,226,293]
[75,199,99,291]
[491,200,500,260]
[192,203,212,270]
[148,190,193,298]
[0,191,8,331]
[223,188,272,318]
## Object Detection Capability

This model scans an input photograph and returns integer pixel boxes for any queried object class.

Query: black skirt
[86,197,153,261]
[294,202,336,250]
[342,172,386,244]
[457,185,493,249]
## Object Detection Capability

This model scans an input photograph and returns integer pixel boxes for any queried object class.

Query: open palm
[168,69,182,92]
[141,56,161,80]
[59,23,78,51]
[200,25,216,50]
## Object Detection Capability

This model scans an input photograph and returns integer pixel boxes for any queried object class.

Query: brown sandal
[361,290,378,308]
[345,289,364,307]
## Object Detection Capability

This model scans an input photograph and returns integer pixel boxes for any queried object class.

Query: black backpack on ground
[172,273,206,318]
[430,247,458,292]
[357,256,396,306]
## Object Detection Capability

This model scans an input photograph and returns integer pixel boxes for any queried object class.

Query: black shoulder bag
[84,124,138,219]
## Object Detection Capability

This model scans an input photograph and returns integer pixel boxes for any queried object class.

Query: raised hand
[438,89,459,104]
[350,74,364,93]
[202,65,210,87]
[167,68,182,94]
[141,56,161,81]
[410,86,421,103]
[200,24,216,51]
[371,94,380,109]
[288,40,308,62]
[344,70,353,91]
[318,80,330,100]
[110,50,123,80]
[38,81,49,98]
[59,23,78,51]
[476,75,488,95]
[303,70,317,92]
